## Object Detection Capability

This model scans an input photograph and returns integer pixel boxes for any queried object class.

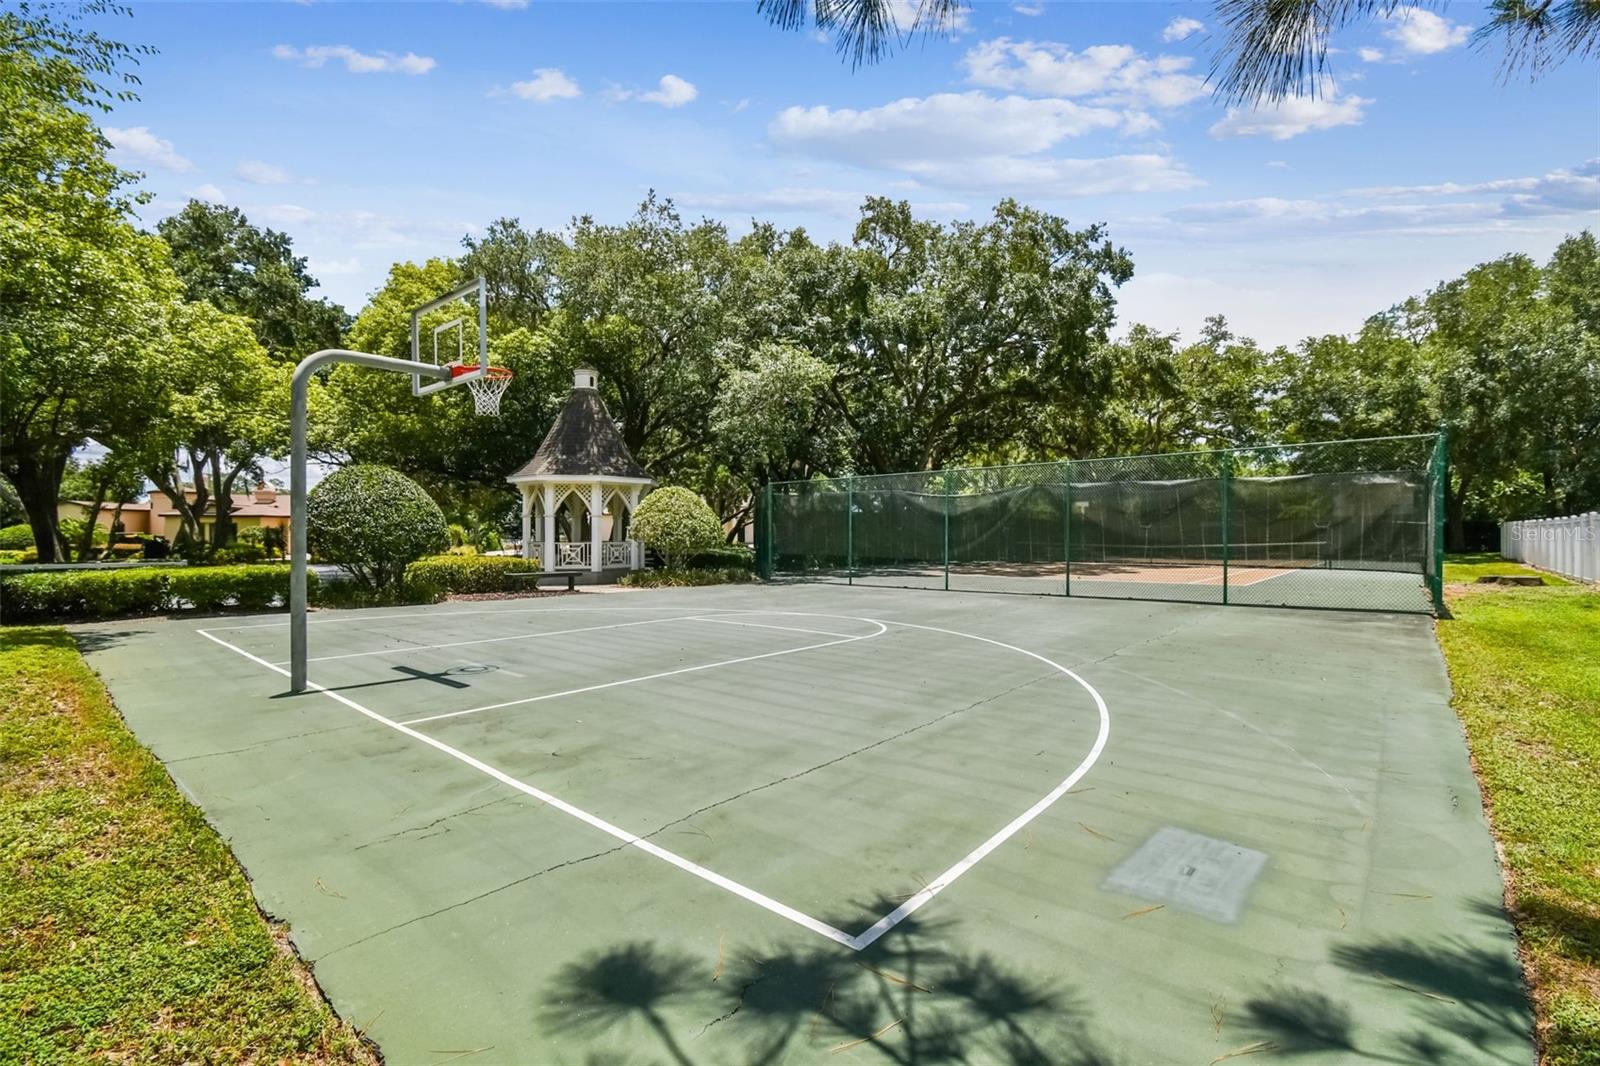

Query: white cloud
[481,0,527,7]
[1358,47,1385,62]
[963,38,1208,109]
[771,92,1133,166]
[637,74,698,107]
[272,44,436,75]
[188,183,227,202]
[903,153,1200,196]
[1381,9,1471,54]
[770,88,1197,197]
[680,187,968,217]
[234,160,294,185]
[1162,16,1204,42]
[309,257,361,276]
[887,0,970,35]
[1209,85,1370,140]
[103,126,193,171]
[1150,160,1599,242]
[253,203,468,248]
[1013,2,1045,15]
[1267,160,1290,169]
[509,67,580,101]
[1351,159,1600,216]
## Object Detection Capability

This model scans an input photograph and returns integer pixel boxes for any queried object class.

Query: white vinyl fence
[1500,511,1599,582]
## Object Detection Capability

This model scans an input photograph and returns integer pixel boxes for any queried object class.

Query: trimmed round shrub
[631,487,723,570]
[306,465,448,590]
[0,523,35,549]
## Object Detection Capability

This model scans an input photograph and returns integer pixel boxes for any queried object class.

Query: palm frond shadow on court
[538,896,1120,1065]
[1242,934,1532,1064]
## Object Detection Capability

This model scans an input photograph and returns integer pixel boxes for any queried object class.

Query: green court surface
[73,585,1532,1064]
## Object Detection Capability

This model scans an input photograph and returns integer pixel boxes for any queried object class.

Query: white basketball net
[462,367,512,417]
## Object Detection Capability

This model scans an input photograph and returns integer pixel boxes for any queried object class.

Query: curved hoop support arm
[289,350,451,692]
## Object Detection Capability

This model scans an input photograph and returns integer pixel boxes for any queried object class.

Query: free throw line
[397,618,888,727]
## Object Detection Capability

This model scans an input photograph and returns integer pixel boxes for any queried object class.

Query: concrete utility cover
[1103,826,1267,923]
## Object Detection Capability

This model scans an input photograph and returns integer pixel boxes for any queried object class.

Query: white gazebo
[507,368,654,573]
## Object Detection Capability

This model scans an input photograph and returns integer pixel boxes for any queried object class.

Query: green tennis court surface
[74,585,1531,1064]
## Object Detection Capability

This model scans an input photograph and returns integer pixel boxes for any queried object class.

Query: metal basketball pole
[289,350,450,692]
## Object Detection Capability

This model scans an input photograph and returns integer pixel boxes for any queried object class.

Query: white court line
[196,608,1111,952]
[204,603,713,632]
[845,621,1110,948]
[397,618,888,727]
[195,627,859,950]
[683,616,859,639]
[278,615,694,665]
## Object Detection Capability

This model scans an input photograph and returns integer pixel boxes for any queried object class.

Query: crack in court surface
[645,669,1060,847]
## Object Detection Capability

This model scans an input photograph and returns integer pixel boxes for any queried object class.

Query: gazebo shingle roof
[509,378,650,481]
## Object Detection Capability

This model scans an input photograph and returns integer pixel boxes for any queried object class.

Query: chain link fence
[758,434,1446,614]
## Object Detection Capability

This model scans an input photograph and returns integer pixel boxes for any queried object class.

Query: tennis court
[75,582,1530,1064]
[762,434,1447,615]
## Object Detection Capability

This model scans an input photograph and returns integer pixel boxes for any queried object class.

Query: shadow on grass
[539,897,1117,1065]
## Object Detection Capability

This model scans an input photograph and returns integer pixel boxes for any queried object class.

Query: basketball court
[74,583,1531,1064]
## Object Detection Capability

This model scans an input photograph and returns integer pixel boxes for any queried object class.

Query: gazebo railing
[547,539,643,569]
[556,542,591,569]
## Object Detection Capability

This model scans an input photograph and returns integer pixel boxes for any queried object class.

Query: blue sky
[98,1,1598,348]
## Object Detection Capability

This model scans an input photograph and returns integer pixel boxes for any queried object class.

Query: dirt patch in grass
[0,626,378,1064]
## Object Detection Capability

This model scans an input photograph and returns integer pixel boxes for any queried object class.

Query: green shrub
[0,523,33,549]
[260,525,285,557]
[0,569,165,622]
[213,539,267,565]
[685,544,754,571]
[165,565,298,612]
[306,465,448,591]
[312,579,441,609]
[631,487,723,570]
[405,554,532,595]
[0,564,312,623]
[619,567,754,589]
[0,550,26,565]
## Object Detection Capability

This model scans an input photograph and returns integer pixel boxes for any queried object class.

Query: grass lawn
[1436,564,1600,1066]
[1445,550,1575,586]
[0,627,374,1064]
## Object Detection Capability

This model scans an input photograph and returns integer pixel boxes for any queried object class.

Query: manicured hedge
[684,544,754,571]
[0,524,34,549]
[404,554,531,595]
[619,567,754,588]
[0,565,314,623]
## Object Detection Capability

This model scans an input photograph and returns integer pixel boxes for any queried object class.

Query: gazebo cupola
[507,368,654,571]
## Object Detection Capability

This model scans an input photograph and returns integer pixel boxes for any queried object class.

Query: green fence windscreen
[759,434,1445,614]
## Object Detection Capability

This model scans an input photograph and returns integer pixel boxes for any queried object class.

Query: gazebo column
[588,482,603,572]
[519,486,533,561]
[541,484,556,570]
[627,486,644,569]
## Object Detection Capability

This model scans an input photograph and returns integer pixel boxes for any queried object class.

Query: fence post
[1219,450,1232,605]
[1063,465,1073,597]
[1440,422,1452,605]
[942,470,951,592]
[846,476,854,586]
[757,482,772,580]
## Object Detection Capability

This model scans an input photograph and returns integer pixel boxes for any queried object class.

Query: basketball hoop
[450,363,513,417]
